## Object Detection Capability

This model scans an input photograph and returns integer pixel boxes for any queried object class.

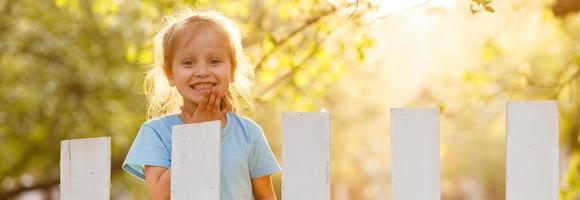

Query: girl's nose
[194,65,210,78]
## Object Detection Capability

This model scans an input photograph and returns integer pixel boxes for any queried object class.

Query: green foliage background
[0,0,578,199]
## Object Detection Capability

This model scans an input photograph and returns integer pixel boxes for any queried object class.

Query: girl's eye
[182,59,193,65]
[210,58,222,65]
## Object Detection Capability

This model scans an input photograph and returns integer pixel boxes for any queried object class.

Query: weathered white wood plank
[60,137,111,200]
[171,120,221,200]
[391,108,440,200]
[282,112,330,200]
[506,101,559,200]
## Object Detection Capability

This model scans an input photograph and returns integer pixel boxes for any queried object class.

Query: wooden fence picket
[282,112,331,200]
[57,102,561,199]
[506,101,559,200]
[171,120,221,200]
[60,137,111,200]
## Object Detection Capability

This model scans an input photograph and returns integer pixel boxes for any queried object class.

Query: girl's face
[166,23,234,106]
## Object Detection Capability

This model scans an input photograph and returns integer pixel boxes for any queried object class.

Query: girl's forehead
[173,21,231,50]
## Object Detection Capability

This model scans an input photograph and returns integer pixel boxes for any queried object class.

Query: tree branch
[255,1,372,98]
[257,33,328,98]
[443,57,580,116]
[551,64,579,99]
[254,4,341,72]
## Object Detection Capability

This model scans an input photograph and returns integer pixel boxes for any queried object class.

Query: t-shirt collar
[172,112,232,137]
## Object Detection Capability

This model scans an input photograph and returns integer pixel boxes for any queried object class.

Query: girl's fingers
[184,89,230,124]
[197,93,209,114]
[213,93,222,112]
[187,106,196,116]
[206,89,217,112]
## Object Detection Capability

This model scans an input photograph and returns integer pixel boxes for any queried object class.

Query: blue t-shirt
[123,112,281,199]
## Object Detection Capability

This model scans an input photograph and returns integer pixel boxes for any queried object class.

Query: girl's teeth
[193,83,214,89]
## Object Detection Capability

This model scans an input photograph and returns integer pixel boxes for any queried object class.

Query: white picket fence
[59,101,559,200]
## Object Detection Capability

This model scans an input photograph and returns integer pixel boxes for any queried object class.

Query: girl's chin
[191,88,211,94]
[183,97,204,105]
[182,89,224,104]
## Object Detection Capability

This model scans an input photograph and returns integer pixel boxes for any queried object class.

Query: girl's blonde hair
[144,8,255,119]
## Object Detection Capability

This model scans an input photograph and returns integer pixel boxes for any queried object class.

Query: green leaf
[485,6,495,13]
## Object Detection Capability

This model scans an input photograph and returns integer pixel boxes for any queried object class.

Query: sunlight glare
[377,0,457,15]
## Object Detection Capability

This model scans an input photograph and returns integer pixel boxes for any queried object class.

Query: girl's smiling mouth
[191,82,217,90]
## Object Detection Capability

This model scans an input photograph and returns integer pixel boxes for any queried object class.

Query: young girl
[122,8,280,200]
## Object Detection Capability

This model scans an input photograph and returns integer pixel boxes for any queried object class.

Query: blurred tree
[0,0,376,199]
[1,0,577,199]
[552,0,580,17]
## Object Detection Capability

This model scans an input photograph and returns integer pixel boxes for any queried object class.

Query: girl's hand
[180,88,232,124]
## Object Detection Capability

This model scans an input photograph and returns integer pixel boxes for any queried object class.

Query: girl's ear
[163,64,176,86]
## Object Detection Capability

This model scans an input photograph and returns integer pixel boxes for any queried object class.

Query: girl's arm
[251,175,277,200]
[144,165,171,200]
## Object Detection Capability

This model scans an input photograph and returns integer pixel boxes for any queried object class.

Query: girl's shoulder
[229,112,261,129]
[139,114,180,134]
[228,112,265,138]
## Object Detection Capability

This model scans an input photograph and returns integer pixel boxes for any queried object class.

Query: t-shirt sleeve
[248,124,281,178]
[122,124,171,181]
